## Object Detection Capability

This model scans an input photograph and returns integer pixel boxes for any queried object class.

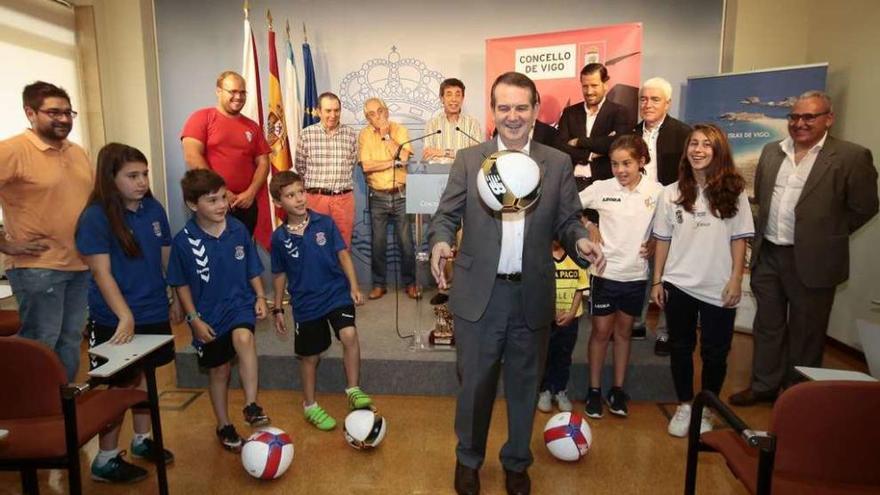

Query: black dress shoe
[454,462,480,495]
[728,388,777,406]
[504,468,530,495]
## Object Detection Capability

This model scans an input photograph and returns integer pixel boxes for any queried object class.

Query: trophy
[429,246,456,347]
[429,302,455,347]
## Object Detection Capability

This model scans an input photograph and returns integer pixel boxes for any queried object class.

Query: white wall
[85,0,167,205]
[0,0,86,147]
[154,0,725,232]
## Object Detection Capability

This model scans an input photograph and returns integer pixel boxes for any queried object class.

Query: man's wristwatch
[185,311,201,323]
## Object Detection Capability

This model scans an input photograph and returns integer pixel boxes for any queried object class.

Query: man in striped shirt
[294,92,358,246]
[422,78,482,164]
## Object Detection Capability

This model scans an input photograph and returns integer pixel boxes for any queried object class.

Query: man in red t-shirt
[181,71,270,235]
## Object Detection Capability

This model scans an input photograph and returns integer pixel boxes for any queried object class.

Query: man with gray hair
[631,77,691,353]
[358,97,419,300]
[729,90,878,406]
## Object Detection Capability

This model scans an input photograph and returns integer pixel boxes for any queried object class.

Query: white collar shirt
[584,98,606,138]
[642,115,666,184]
[764,133,827,245]
[496,137,531,275]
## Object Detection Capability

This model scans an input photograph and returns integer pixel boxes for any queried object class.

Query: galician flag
[241,7,263,126]
[240,4,272,250]
[283,20,301,164]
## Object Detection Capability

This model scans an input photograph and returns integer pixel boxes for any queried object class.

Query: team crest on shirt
[675,209,684,224]
[152,221,162,237]
[315,232,327,246]
[245,130,253,142]
[235,245,245,260]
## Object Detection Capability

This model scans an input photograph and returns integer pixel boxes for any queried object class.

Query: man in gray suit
[429,72,605,495]
[730,91,878,406]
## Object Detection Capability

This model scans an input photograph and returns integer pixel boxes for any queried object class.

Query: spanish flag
[266,11,291,173]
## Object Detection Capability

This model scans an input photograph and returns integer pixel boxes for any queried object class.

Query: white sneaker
[537,390,553,413]
[555,390,573,412]
[700,408,714,435]
[668,404,692,437]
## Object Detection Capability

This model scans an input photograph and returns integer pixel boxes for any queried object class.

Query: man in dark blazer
[532,119,560,150]
[557,63,635,182]
[429,72,604,495]
[729,91,878,406]
[631,77,692,352]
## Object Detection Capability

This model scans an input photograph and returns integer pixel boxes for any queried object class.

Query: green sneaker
[346,387,374,410]
[304,404,336,431]
[90,451,148,483]
[131,437,175,465]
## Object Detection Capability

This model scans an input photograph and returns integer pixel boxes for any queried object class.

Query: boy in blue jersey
[269,171,371,431]
[167,169,270,451]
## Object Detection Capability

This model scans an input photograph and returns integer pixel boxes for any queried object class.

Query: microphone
[455,126,481,145]
[393,129,442,164]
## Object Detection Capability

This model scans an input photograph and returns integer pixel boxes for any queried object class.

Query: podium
[405,161,452,350]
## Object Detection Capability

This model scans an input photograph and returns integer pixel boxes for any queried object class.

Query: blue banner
[684,63,827,197]
[302,42,319,127]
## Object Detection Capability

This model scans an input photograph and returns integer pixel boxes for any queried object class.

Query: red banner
[485,24,642,136]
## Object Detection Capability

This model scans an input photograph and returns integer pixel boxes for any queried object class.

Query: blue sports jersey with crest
[167,216,263,343]
[75,197,172,326]
[270,210,352,322]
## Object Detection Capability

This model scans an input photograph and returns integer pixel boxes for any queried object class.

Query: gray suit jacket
[428,140,588,329]
[752,135,878,288]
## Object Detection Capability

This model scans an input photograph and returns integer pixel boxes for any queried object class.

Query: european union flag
[302,42,319,127]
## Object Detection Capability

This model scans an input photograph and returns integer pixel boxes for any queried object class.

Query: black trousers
[664,282,736,402]
[749,242,836,392]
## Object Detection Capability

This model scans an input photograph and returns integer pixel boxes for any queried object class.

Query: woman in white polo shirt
[651,124,754,438]
[579,135,663,419]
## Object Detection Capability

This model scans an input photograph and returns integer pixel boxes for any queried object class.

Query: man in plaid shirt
[294,92,358,246]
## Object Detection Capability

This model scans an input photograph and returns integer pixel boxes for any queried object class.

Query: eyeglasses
[37,109,78,120]
[786,111,830,124]
[220,88,247,97]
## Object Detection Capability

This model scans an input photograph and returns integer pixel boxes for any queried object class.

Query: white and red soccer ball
[543,412,592,461]
[241,427,294,479]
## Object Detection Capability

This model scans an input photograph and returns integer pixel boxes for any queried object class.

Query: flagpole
[266,8,278,229]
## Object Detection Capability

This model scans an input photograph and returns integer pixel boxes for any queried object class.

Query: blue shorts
[590,277,646,317]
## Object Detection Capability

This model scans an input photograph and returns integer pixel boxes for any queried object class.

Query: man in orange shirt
[0,81,94,380]
[358,98,419,300]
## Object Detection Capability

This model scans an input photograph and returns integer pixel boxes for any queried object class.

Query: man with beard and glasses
[0,81,94,380]
[181,71,271,236]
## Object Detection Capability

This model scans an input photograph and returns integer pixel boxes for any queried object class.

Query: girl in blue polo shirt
[75,143,181,483]
[651,124,754,438]
[579,135,663,419]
